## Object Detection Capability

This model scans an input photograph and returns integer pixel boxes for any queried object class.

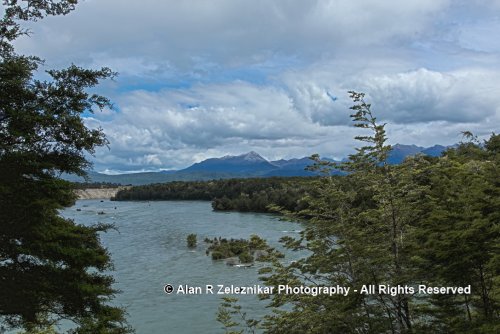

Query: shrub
[238,252,254,263]
[187,234,197,248]
[211,251,225,260]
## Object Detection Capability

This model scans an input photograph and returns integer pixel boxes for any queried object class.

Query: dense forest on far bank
[112,176,317,213]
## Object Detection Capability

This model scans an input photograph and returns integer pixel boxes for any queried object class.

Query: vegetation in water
[205,235,281,263]
[186,234,197,248]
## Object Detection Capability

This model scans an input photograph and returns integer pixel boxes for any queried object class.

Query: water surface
[61,200,301,334]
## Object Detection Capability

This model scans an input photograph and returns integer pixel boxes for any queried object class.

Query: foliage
[217,297,260,334]
[227,92,499,333]
[16,325,58,334]
[410,133,500,332]
[186,234,197,248]
[113,177,315,213]
[205,235,279,263]
[238,252,254,264]
[0,1,132,333]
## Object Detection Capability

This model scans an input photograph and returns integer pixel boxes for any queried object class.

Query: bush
[238,252,254,263]
[187,234,197,248]
[211,251,225,260]
[249,234,267,249]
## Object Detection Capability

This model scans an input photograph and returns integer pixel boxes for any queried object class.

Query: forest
[112,176,315,213]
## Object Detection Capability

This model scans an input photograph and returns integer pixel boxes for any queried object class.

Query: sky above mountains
[10,0,500,173]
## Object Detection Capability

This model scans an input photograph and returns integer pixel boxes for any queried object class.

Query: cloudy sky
[11,0,500,173]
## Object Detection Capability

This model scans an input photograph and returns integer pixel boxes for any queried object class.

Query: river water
[60,199,301,334]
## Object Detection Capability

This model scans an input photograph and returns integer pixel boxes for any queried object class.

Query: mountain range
[66,144,449,185]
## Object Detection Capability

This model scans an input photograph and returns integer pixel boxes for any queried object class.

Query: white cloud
[86,64,500,171]
[5,0,499,172]
[356,68,500,123]
[14,0,451,73]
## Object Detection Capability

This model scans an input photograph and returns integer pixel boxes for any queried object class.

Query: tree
[411,134,500,332]
[256,93,499,333]
[217,297,260,334]
[258,92,421,333]
[0,1,132,332]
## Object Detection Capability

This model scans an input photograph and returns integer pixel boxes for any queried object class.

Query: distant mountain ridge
[182,151,278,174]
[387,144,448,164]
[65,144,449,185]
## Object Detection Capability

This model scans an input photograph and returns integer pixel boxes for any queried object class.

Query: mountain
[180,151,277,175]
[66,144,452,185]
[271,157,312,168]
[421,145,448,157]
[387,144,447,164]
[266,157,317,176]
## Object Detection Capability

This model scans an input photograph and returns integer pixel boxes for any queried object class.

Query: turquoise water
[60,200,301,334]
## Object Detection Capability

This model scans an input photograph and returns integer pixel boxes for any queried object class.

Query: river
[60,199,302,334]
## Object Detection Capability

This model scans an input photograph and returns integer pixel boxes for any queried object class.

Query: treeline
[113,177,316,213]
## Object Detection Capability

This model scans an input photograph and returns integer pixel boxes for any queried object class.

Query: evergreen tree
[259,92,418,333]
[258,93,499,333]
[411,134,500,332]
[1,1,132,332]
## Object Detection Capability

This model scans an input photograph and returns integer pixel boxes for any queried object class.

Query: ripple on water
[61,199,303,334]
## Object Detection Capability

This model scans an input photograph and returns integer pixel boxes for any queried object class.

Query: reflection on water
[61,200,301,334]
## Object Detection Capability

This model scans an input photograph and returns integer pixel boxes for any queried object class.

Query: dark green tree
[258,93,499,333]
[259,92,422,333]
[411,134,500,332]
[1,1,132,333]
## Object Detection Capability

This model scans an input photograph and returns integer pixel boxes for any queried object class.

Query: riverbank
[75,187,131,199]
